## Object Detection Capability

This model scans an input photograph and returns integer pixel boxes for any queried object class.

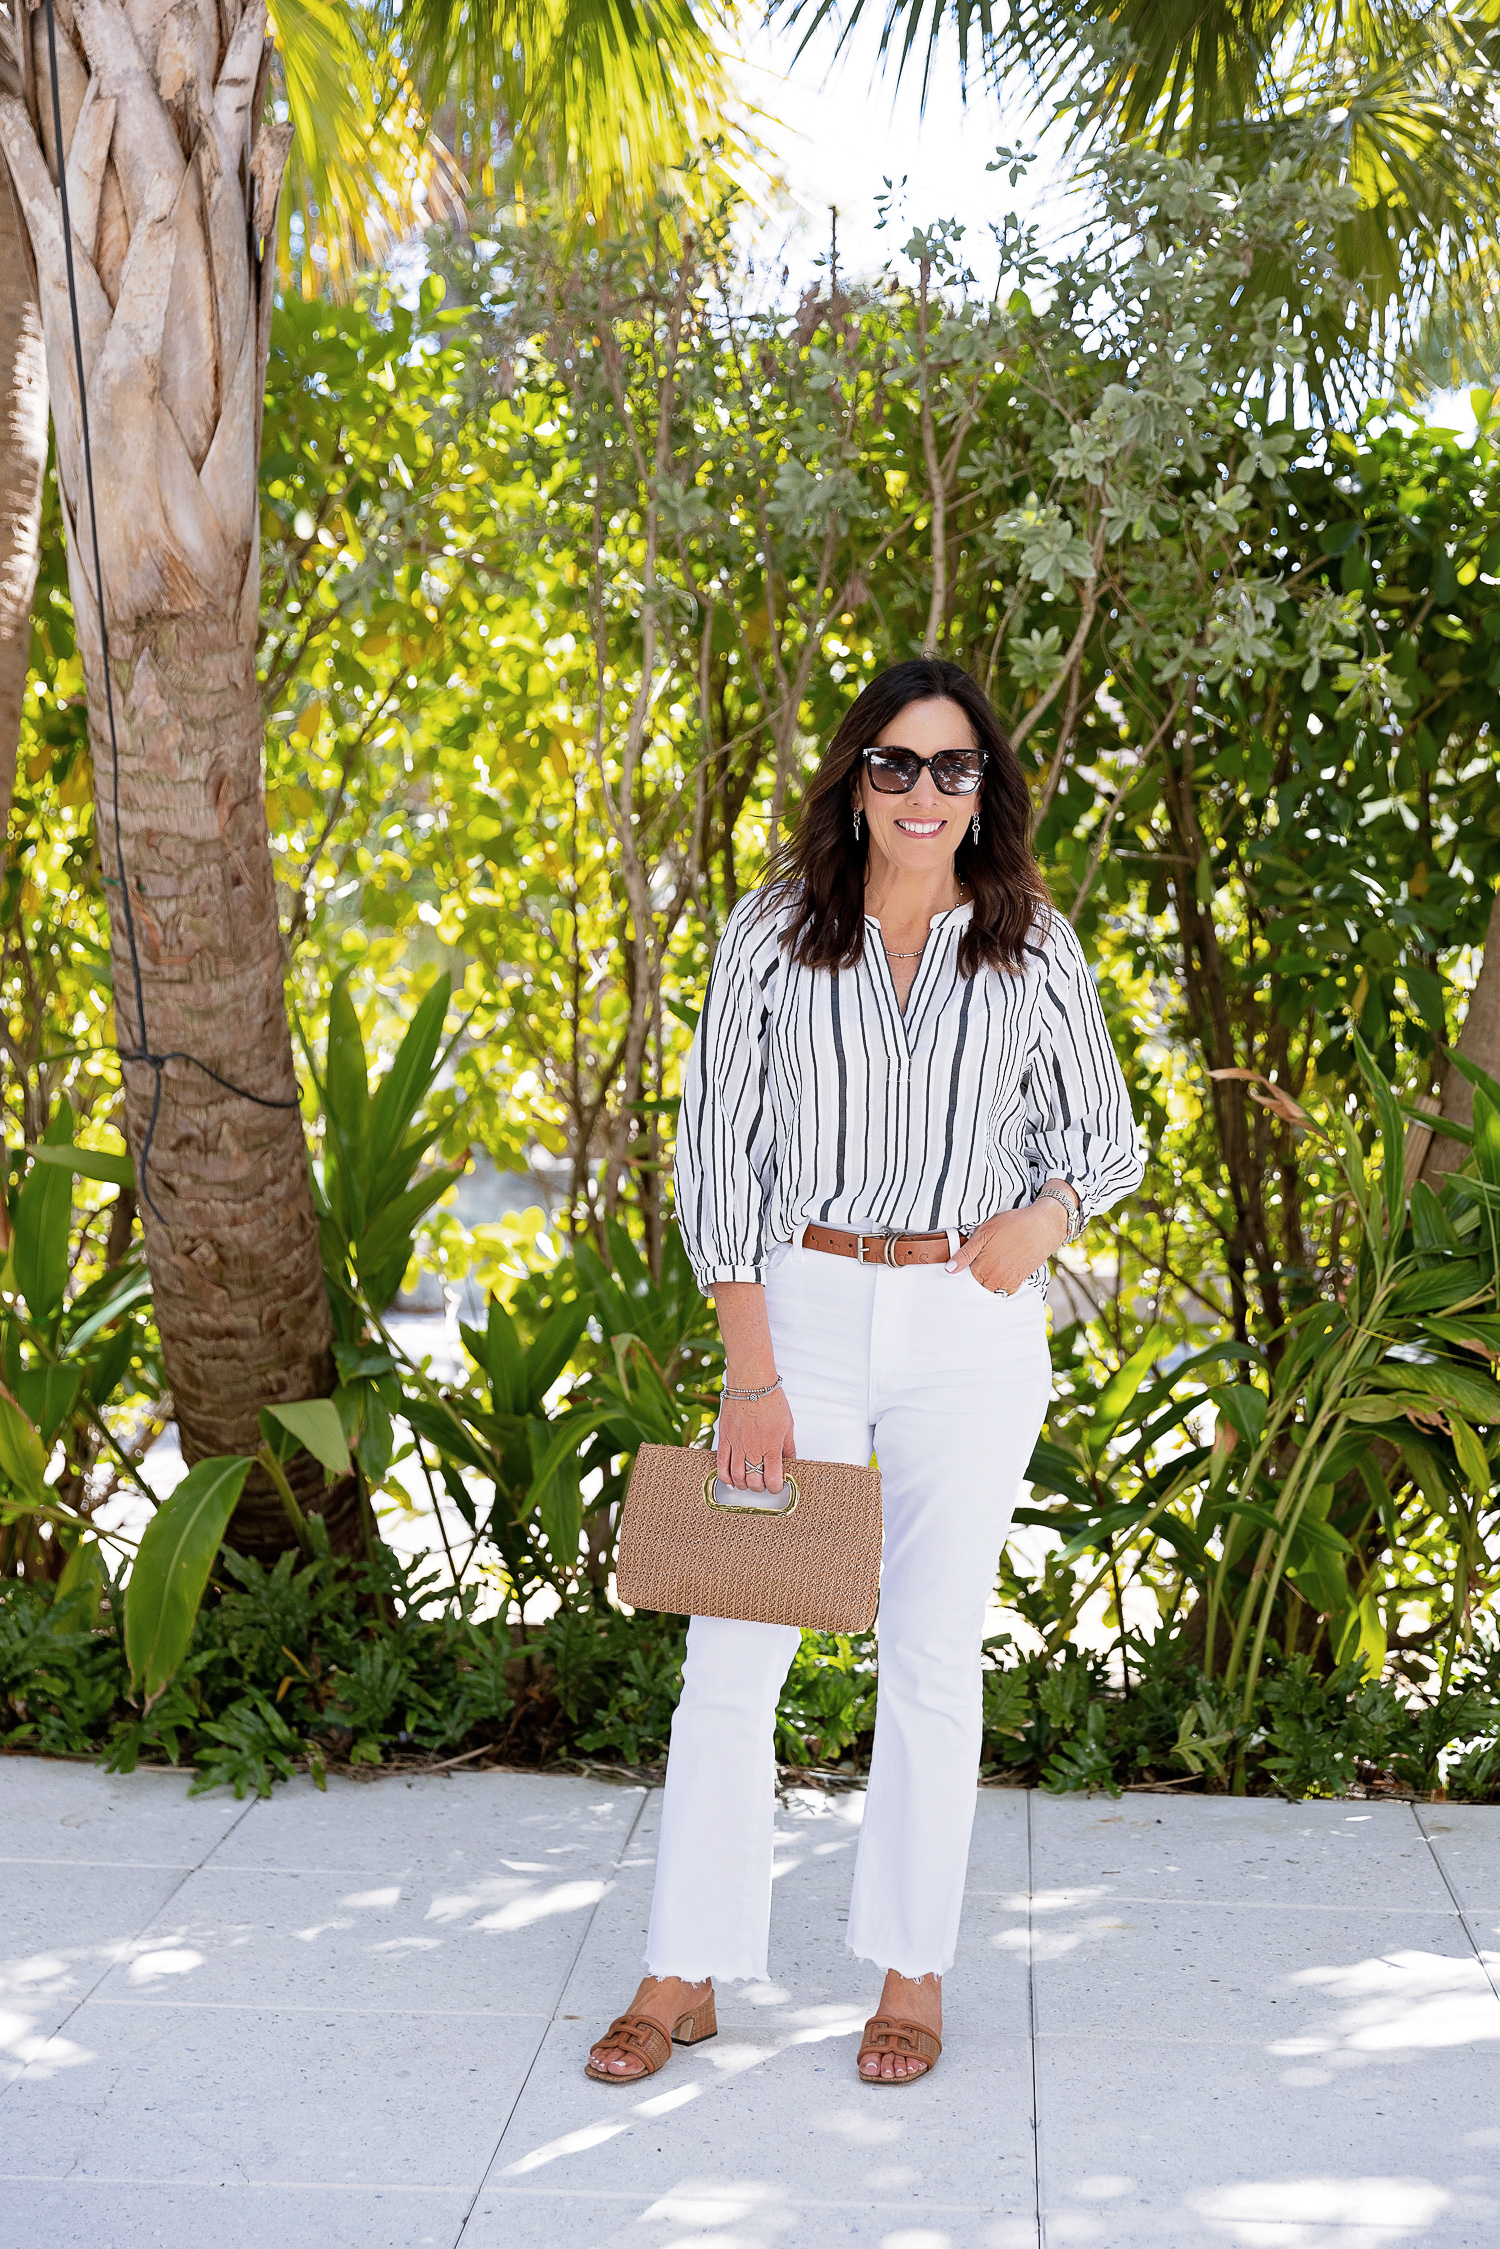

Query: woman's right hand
[717,1387,797,1495]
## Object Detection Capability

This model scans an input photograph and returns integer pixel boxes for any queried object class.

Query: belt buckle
[855,1230,902,1267]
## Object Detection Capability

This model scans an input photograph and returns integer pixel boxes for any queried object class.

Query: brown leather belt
[800,1222,969,1268]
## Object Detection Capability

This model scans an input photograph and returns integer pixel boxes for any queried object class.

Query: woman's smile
[894,815,946,837]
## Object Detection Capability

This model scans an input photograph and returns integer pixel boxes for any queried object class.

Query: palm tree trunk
[0,10,46,844]
[1412,891,1500,1186]
[0,0,352,1559]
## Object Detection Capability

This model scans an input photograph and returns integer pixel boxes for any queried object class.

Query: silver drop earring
[971,812,981,844]
[853,807,863,841]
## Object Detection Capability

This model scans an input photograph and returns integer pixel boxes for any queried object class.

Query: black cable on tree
[41,0,299,1224]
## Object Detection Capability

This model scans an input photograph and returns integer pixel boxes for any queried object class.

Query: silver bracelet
[1034,1184,1083,1244]
[721,1376,783,1402]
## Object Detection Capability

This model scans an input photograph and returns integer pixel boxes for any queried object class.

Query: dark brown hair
[766,658,1050,977]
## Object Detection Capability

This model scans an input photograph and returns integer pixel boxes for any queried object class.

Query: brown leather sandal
[584,1991,718,2083]
[856,2013,942,2084]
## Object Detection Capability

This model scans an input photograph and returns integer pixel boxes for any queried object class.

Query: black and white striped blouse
[674,884,1144,1294]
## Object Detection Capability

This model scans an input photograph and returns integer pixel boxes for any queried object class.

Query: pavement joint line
[1033,2024,1500,2044]
[970,1892,1463,1913]
[1,2176,1018,2213]
[467,2186,1015,2213]
[1414,1800,1500,2007]
[453,1780,656,2245]
[78,1999,557,2018]
[0,1857,208,1871]
[1025,1787,1043,2249]
[0,2174,474,2194]
[0,1788,260,2113]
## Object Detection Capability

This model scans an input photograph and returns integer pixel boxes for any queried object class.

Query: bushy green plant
[973,1627,1500,1801]
[776,1633,880,1768]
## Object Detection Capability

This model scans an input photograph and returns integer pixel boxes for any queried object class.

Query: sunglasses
[861,745,987,797]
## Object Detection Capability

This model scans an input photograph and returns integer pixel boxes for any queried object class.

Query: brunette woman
[587,658,1143,2086]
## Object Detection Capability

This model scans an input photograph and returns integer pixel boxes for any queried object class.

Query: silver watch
[1034,1184,1083,1244]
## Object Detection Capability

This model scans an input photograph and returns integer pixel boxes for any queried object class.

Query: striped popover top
[674,884,1144,1295]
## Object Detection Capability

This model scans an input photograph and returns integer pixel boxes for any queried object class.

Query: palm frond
[388,0,735,211]
[769,0,1007,114]
[270,0,465,298]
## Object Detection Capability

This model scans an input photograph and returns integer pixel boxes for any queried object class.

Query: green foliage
[11,141,1500,1805]
[974,1631,1500,1802]
[124,1458,255,1704]
[0,1111,162,1589]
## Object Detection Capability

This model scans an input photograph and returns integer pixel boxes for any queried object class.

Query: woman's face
[857,696,981,882]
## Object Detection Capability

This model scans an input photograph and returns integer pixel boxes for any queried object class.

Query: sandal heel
[672,1996,718,2045]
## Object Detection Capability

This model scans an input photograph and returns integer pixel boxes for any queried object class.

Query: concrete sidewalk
[2,1762,1498,2248]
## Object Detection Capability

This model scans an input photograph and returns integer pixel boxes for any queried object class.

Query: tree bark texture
[1414,889,1500,1186]
[0,8,47,843]
[0,0,349,1558]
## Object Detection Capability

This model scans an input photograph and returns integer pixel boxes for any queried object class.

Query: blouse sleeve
[1022,914,1144,1222]
[673,894,782,1291]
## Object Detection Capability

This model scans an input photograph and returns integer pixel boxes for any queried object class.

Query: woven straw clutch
[615,1442,882,1633]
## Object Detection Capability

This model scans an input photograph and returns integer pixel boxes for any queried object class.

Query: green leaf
[13,1363,82,1446]
[56,1534,105,1625]
[1449,1413,1493,1497]
[1389,1262,1484,1314]
[356,1163,461,1289]
[125,1456,254,1703]
[1425,1315,1500,1356]
[1023,1438,1097,1512]
[64,1265,153,1355]
[356,1391,395,1482]
[523,1299,589,1410]
[402,1394,492,1476]
[263,1398,350,1477]
[1448,1049,1500,1119]
[1086,1331,1167,1455]
[1210,1383,1267,1448]
[325,976,370,1155]
[1402,962,1448,1036]
[1353,1031,1406,1239]
[14,1100,75,1325]
[1369,1359,1500,1423]
[367,974,450,1185]
[1473,1090,1500,1190]
[29,1143,135,1188]
[530,1418,582,1564]
[1410,1178,1460,1253]
[1332,1591,1387,1680]
[1343,1395,1411,1425]
[525,1406,618,1540]
[0,1383,47,1498]
[1399,1104,1471,1149]
[462,1296,527,1413]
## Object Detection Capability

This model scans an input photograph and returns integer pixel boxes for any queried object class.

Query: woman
[587,657,1143,2087]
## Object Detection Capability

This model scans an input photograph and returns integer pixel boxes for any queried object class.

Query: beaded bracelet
[720,1377,784,1402]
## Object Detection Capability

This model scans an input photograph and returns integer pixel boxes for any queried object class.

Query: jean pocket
[962,1261,1043,1299]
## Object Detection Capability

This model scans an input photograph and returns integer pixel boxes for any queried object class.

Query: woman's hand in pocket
[717,1388,797,1493]
[947,1200,1068,1294]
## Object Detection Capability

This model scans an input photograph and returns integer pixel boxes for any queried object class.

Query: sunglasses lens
[932,753,985,795]
[865,750,920,792]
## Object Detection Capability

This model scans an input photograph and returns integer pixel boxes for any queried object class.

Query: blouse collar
[864,898,975,933]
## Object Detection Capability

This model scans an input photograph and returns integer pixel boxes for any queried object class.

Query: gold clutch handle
[704,1471,800,1518]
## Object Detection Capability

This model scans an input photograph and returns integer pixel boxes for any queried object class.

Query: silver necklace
[879,887,969,961]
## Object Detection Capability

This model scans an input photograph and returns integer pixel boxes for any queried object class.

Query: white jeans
[644,1242,1053,1983]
